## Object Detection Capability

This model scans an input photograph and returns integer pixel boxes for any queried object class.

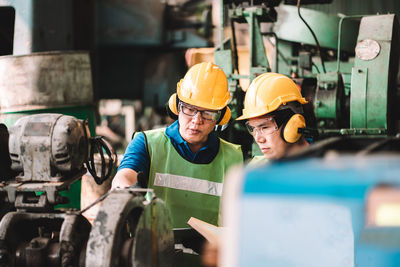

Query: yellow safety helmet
[236,73,308,120]
[177,62,230,110]
[168,62,232,125]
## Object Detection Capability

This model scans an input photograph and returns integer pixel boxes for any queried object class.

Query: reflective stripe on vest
[154,172,223,196]
[144,128,243,228]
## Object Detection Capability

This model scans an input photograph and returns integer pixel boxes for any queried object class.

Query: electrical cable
[312,62,320,73]
[85,136,117,185]
[297,0,327,73]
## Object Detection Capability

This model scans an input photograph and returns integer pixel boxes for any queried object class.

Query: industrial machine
[0,113,203,266]
[213,1,400,266]
[214,0,400,156]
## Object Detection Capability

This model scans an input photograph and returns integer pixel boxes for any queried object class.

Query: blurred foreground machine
[215,1,400,266]
[221,137,400,267]
[0,114,174,267]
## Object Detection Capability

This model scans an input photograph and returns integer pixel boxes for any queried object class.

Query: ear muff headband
[281,114,306,143]
[166,93,179,120]
[217,106,231,125]
[168,93,179,115]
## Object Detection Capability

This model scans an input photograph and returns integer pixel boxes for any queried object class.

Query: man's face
[247,115,292,160]
[178,102,218,146]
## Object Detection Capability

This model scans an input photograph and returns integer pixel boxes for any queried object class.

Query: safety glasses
[179,102,221,122]
[246,117,278,136]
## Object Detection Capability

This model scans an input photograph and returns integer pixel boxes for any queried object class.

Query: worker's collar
[165,121,219,160]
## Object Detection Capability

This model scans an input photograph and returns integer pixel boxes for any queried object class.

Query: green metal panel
[226,5,274,82]
[214,49,233,76]
[276,40,294,76]
[352,14,397,129]
[244,9,270,79]
[274,5,359,52]
[314,72,342,121]
[350,67,368,128]
[307,0,400,19]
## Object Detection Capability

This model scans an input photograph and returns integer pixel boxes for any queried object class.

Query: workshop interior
[0,0,400,266]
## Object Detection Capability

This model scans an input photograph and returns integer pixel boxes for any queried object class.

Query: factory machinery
[0,114,175,267]
[0,0,400,266]
[215,1,400,266]
[215,0,399,147]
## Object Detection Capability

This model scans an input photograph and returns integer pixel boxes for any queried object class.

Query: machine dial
[355,39,380,61]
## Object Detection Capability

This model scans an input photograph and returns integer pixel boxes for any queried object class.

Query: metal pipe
[249,11,254,78]
[220,0,224,48]
[261,32,279,73]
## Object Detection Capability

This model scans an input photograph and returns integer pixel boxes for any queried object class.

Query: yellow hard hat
[236,73,308,120]
[177,62,230,110]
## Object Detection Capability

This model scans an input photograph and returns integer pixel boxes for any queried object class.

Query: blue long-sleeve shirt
[118,121,220,184]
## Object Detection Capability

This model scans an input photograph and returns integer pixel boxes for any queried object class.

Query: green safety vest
[143,128,243,228]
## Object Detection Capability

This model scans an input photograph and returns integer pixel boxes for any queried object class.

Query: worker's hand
[202,241,218,267]
[111,168,138,189]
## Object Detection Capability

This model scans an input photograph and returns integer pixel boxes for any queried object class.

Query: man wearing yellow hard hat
[237,72,309,165]
[112,62,243,228]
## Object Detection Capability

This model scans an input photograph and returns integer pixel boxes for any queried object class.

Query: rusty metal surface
[0,168,84,208]
[0,124,12,180]
[81,171,113,224]
[0,212,64,265]
[59,213,91,267]
[85,190,144,266]
[85,189,174,267]
[0,211,90,266]
[134,197,175,267]
[0,51,93,112]
[8,114,88,182]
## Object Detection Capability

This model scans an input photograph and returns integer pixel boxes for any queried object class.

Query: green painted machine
[215,0,400,153]
[213,3,400,266]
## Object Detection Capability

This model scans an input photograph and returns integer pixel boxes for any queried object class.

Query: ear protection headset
[167,93,231,125]
[273,107,306,144]
[281,113,306,143]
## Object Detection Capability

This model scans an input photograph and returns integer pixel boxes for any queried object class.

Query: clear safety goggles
[179,102,221,122]
[245,117,278,136]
